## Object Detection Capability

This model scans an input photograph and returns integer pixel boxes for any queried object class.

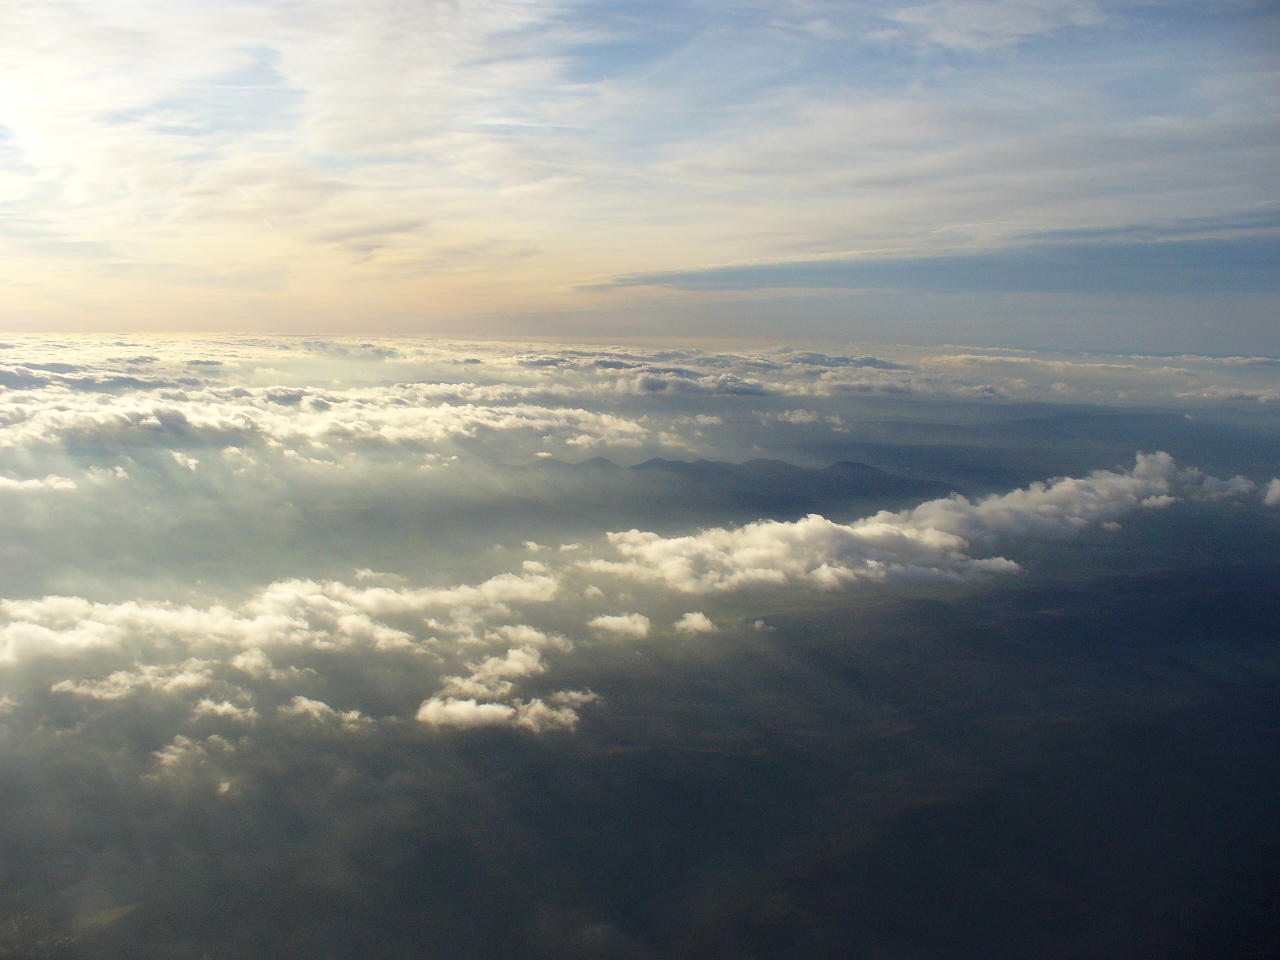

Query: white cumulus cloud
[673,612,719,635]
[588,613,652,639]
[581,453,1254,594]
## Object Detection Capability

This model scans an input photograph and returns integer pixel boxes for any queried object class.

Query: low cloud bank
[0,452,1263,792]
[581,453,1251,593]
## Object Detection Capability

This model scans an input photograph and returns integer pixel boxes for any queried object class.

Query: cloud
[587,513,1015,593]
[1022,207,1280,244]
[0,1,1274,349]
[3,450,1258,778]
[588,613,652,639]
[1265,479,1280,507]
[278,695,369,729]
[0,473,77,492]
[192,698,259,723]
[440,645,549,700]
[6,335,1279,614]
[603,238,1280,295]
[0,384,655,453]
[0,348,1274,960]
[0,550,601,759]
[147,733,238,778]
[1199,475,1257,499]
[882,0,1105,51]
[673,612,718,635]
[416,696,518,728]
[581,453,1256,594]
[415,695,581,732]
[51,659,215,700]
[0,337,1274,773]
[1180,386,1280,404]
[2,333,1279,959]
[508,697,587,733]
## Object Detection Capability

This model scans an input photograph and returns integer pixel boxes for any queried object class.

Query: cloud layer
[0,337,1274,771]
[2,447,1263,780]
[0,334,1276,957]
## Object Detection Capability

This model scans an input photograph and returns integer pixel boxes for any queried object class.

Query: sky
[1,2,1279,952]
[1,0,1277,351]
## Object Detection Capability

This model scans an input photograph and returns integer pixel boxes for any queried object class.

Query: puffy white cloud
[588,614,652,639]
[278,695,370,729]
[509,698,584,733]
[0,557,597,764]
[147,733,239,781]
[587,514,1010,593]
[324,572,561,619]
[673,612,718,635]
[414,695,584,733]
[51,660,215,700]
[0,608,133,664]
[1199,475,1257,499]
[0,473,77,492]
[0,384,654,454]
[581,453,1255,594]
[478,624,571,651]
[192,698,259,723]
[440,645,549,700]
[547,690,600,709]
[471,646,546,681]
[1264,479,1280,507]
[416,697,517,728]
[229,647,313,684]
[893,452,1185,545]
[0,585,413,665]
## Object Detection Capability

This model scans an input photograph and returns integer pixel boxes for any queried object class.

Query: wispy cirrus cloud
[602,236,1280,294]
[879,0,1106,50]
[1,2,1277,346]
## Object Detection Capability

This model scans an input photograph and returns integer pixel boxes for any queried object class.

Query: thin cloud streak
[601,236,1280,294]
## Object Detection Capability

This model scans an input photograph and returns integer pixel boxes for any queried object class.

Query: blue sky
[0,0,1276,351]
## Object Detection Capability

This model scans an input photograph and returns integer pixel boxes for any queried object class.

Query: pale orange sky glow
[1,0,1277,352]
